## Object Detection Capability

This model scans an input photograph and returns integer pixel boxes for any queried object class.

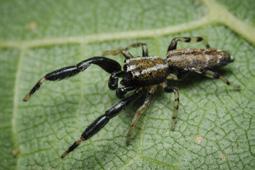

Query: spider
[23,36,240,158]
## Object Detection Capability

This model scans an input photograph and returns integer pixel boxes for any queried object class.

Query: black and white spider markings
[23,36,240,158]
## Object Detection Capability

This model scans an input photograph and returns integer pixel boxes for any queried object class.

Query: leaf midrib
[11,48,26,170]
[0,0,255,50]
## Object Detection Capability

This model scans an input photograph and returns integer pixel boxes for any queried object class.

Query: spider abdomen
[167,48,233,71]
[122,57,169,86]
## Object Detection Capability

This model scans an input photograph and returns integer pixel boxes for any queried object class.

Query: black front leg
[116,86,136,98]
[61,90,144,158]
[23,56,121,101]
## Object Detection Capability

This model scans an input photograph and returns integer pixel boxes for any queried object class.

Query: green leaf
[1,0,255,169]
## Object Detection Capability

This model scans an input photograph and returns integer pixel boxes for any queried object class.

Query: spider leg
[61,90,145,158]
[167,36,210,52]
[194,69,240,90]
[108,71,125,90]
[126,86,156,145]
[164,86,180,131]
[167,71,191,82]
[167,73,179,81]
[102,42,149,59]
[23,56,121,101]
[127,42,149,57]
[116,86,136,99]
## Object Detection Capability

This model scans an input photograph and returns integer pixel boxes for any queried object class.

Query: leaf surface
[0,0,255,169]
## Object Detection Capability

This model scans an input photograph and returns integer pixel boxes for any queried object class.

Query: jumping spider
[23,36,240,158]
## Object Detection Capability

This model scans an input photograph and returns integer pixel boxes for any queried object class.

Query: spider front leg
[167,36,210,52]
[164,86,180,131]
[23,56,121,101]
[116,86,136,98]
[194,69,240,90]
[102,42,149,59]
[61,90,144,158]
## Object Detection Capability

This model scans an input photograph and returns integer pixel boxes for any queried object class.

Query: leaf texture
[0,0,255,169]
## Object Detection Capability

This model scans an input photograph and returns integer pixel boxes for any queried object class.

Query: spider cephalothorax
[23,36,239,158]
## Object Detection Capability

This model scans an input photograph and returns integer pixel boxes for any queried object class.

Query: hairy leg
[102,42,149,59]
[164,86,180,131]
[167,36,210,52]
[194,69,240,90]
[126,86,157,145]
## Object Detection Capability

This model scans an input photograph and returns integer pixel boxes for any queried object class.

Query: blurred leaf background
[0,0,255,169]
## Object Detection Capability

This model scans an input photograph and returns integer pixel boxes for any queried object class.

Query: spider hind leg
[164,86,180,131]
[167,36,210,52]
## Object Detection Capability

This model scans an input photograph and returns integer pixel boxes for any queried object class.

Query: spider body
[167,48,233,71]
[121,48,233,88]
[23,36,239,158]
[122,57,169,86]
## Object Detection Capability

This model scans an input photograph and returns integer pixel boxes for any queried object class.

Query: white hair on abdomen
[133,64,168,76]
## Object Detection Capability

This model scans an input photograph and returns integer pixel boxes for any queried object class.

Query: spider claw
[170,124,176,131]
[23,94,31,102]
[60,151,68,159]
[126,128,134,146]
[61,139,82,159]
[126,139,131,146]
[23,78,45,102]
[233,85,241,91]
